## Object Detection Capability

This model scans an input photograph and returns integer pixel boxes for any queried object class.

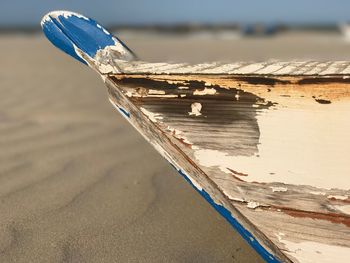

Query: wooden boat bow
[42,11,350,263]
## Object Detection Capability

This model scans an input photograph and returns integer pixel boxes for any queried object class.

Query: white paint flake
[140,108,163,123]
[125,91,133,97]
[327,195,348,200]
[229,196,246,203]
[193,87,217,96]
[93,44,135,74]
[47,11,90,21]
[147,94,178,98]
[62,11,89,20]
[276,233,350,263]
[334,205,350,215]
[148,89,165,95]
[247,202,260,209]
[166,126,197,148]
[96,23,111,35]
[188,102,202,116]
[310,191,326,196]
[40,15,52,26]
[270,186,288,192]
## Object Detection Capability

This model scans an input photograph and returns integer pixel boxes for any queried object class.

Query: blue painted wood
[41,13,88,65]
[41,11,135,65]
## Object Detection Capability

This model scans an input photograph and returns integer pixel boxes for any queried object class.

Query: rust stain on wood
[282,208,350,228]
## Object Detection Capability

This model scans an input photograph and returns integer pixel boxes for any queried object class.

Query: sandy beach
[0,34,265,263]
[1,31,350,262]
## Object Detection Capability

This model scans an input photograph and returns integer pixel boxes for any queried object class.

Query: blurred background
[3,0,350,61]
[1,1,350,262]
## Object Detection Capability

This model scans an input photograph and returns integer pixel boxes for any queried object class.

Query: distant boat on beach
[339,22,350,40]
[240,23,280,36]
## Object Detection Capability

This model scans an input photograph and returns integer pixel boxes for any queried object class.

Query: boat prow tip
[41,10,136,72]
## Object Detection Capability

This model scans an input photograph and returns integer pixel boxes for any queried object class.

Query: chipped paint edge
[41,10,136,73]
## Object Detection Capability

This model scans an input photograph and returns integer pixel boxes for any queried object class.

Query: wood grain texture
[98,59,350,76]
[105,68,350,263]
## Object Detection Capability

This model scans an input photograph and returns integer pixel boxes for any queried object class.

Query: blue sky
[1,0,350,26]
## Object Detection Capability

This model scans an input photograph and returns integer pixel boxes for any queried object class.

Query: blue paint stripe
[41,12,116,65]
[175,168,280,263]
[118,107,131,118]
[42,18,87,65]
[53,14,115,58]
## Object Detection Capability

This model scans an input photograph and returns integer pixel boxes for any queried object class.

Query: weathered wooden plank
[107,73,350,263]
[98,57,350,76]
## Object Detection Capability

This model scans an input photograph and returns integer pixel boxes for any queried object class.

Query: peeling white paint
[148,89,165,95]
[140,107,163,123]
[166,126,197,148]
[270,187,288,192]
[147,94,178,98]
[94,47,118,73]
[180,94,186,98]
[178,86,189,90]
[60,11,90,20]
[40,15,52,26]
[276,233,350,263]
[72,44,90,65]
[334,204,350,215]
[193,87,217,96]
[193,102,350,190]
[110,44,130,57]
[327,195,348,200]
[96,23,111,35]
[184,172,203,191]
[188,102,202,116]
[147,89,178,98]
[93,44,135,74]
[230,197,246,203]
[310,191,326,196]
[167,80,186,85]
[125,91,133,97]
[247,201,260,209]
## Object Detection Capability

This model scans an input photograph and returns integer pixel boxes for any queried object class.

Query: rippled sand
[0,34,265,263]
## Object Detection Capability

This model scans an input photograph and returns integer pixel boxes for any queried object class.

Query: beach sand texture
[1,31,350,262]
[0,34,265,263]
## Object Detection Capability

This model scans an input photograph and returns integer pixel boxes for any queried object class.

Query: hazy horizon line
[0,20,343,31]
